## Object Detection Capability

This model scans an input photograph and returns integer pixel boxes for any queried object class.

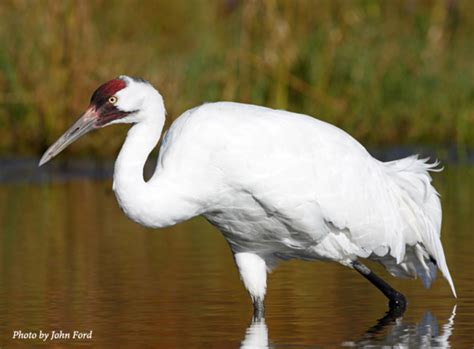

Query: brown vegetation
[0,0,473,157]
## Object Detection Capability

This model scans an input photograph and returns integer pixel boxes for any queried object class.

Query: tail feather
[383,155,456,297]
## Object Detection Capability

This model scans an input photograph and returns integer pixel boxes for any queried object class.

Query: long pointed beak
[38,107,98,166]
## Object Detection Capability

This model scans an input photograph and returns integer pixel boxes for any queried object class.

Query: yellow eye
[108,96,117,104]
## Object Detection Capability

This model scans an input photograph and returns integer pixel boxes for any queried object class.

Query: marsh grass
[0,0,473,157]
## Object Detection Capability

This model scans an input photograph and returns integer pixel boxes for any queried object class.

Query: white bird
[39,76,456,318]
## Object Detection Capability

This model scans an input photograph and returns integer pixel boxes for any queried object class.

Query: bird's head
[39,75,160,166]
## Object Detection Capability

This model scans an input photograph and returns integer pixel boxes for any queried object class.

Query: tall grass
[0,0,473,157]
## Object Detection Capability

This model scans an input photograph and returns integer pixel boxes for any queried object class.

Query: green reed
[0,0,473,157]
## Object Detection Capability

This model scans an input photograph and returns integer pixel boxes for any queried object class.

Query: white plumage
[40,76,456,315]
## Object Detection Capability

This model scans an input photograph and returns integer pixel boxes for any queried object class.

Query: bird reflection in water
[240,318,269,349]
[239,306,457,349]
[348,305,457,348]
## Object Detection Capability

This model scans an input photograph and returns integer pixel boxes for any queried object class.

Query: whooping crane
[39,76,456,319]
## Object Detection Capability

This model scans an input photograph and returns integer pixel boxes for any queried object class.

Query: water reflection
[347,305,457,348]
[351,305,457,348]
[0,164,472,347]
[240,306,457,349]
[241,319,269,349]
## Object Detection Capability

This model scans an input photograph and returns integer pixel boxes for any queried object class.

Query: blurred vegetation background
[0,0,473,158]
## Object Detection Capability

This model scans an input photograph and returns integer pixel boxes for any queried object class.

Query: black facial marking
[95,104,132,127]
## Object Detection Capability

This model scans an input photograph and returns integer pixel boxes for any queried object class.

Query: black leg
[365,304,406,336]
[355,304,407,345]
[252,297,265,321]
[352,260,407,310]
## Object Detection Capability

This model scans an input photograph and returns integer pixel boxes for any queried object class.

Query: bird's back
[154,102,455,295]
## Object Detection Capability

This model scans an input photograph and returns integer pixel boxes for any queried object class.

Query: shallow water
[0,162,472,348]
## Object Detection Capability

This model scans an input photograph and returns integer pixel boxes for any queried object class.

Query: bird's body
[40,76,456,317]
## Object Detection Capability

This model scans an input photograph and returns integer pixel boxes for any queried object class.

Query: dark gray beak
[38,107,98,166]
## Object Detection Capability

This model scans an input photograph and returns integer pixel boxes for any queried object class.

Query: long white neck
[112,93,171,227]
[112,88,205,228]
[112,91,203,228]
[113,102,165,197]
